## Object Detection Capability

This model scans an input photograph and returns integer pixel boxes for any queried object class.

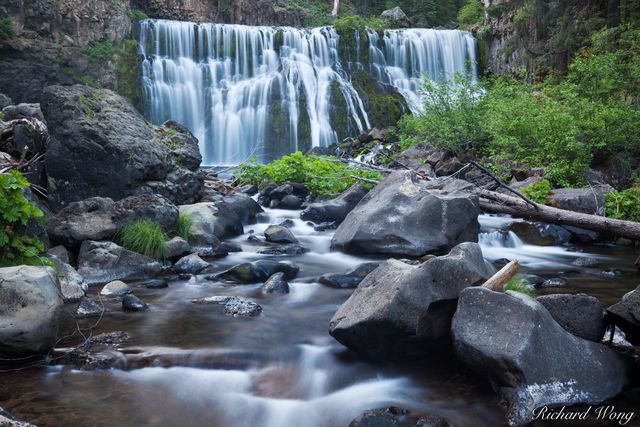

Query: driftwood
[482,260,521,291]
[476,188,640,241]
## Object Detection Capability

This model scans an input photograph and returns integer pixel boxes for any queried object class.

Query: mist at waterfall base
[139,20,477,165]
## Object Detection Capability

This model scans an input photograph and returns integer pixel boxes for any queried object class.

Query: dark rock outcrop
[331,172,480,257]
[0,266,63,356]
[300,185,367,225]
[212,260,299,283]
[548,186,612,215]
[41,85,203,209]
[537,293,606,342]
[607,285,640,345]
[452,287,631,426]
[329,243,494,361]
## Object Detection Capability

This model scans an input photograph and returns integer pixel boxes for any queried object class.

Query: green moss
[79,96,96,117]
[127,9,148,20]
[504,275,536,296]
[115,39,143,108]
[0,17,15,40]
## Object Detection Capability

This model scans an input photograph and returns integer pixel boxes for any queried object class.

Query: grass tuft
[503,275,536,297]
[118,220,168,260]
[173,214,194,243]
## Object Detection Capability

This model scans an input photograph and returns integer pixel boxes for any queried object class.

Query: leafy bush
[503,275,536,297]
[604,186,640,222]
[457,0,483,27]
[0,171,49,267]
[118,220,168,259]
[333,15,388,34]
[0,17,15,39]
[173,214,194,243]
[81,41,118,64]
[519,179,552,205]
[237,152,381,197]
[398,76,487,154]
[127,9,148,20]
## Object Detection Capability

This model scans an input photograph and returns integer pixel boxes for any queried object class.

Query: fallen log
[482,260,520,291]
[475,188,640,241]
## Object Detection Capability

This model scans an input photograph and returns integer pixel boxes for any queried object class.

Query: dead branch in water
[482,260,521,291]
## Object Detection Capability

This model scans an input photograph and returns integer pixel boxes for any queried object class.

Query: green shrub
[127,9,148,20]
[0,17,15,40]
[503,275,536,297]
[173,214,194,243]
[0,171,50,267]
[604,186,640,222]
[333,15,388,34]
[81,41,118,64]
[237,151,381,197]
[457,0,483,27]
[520,179,552,204]
[118,220,168,259]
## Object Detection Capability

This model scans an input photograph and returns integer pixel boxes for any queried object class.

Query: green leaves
[0,171,49,267]
[605,186,640,222]
[520,179,552,205]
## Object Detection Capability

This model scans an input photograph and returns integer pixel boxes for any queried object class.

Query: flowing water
[139,20,477,165]
[1,209,638,427]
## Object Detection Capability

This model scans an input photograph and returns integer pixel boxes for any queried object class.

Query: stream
[1,208,639,427]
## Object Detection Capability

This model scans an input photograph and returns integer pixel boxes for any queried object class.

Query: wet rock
[563,226,601,244]
[218,193,263,224]
[1,103,44,121]
[173,254,210,274]
[262,272,290,294]
[100,280,132,297]
[301,185,367,225]
[191,296,262,317]
[508,221,572,246]
[75,297,104,319]
[143,279,169,289]
[313,221,338,232]
[416,414,450,427]
[122,294,148,311]
[212,260,299,283]
[278,219,295,228]
[77,240,162,286]
[41,85,203,209]
[331,172,480,257]
[540,277,568,288]
[264,225,299,244]
[452,287,631,426]
[50,256,87,302]
[238,184,258,195]
[60,331,129,370]
[179,202,243,244]
[601,269,623,278]
[0,407,37,427]
[548,186,612,215]
[329,243,495,361]
[257,244,308,255]
[280,194,303,209]
[607,285,640,345]
[571,257,599,268]
[492,258,511,269]
[522,274,545,287]
[537,293,606,342]
[0,266,63,356]
[318,262,380,289]
[166,236,191,259]
[220,241,242,252]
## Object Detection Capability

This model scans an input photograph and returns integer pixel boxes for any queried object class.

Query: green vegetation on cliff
[0,17,15,39]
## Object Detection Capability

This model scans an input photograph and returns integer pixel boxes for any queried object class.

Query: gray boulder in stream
[607,285,640,345]
[0,266,63,356]
[300,185,367,225]
[452,287,631,426]
[329,242,494,361]
[41,85,203,209]
[330,171,480,257]
[179,202,243,245]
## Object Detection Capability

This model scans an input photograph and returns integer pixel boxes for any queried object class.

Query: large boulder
[47,194,179,248]
[0,266,63,356]
[380,6,411,27]
[607,285,640,345]
[41,85,203,210]
[77,240,162,286]
[179,202,243,245]
[331,172,480,257]
[548,185,612,215]
[49,256,87,302]
[537,293,606,342]
[300,185,367,225]
[452,287,631,426]
[218,193,263,224]
[329,243,495,361]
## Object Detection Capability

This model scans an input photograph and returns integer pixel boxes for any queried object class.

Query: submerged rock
[0,407,37,427]
[329,243,494,361]
[257,243,308,255]
[173,253,210,274]
[318,262,380,289]
[607,285,640,345]
[262,272,290,294]
[537,293,606,342]
[60,331,130,370]
[0,266,63,356]
[300,185,367,225]
[331,172,480,257]
[76,297,104,319]
[122,294,148,311]
[211,260,300,283]
[452,287,631,426]
[191,296,262,317]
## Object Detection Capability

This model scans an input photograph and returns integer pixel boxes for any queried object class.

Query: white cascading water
[368,28,478,113]
[139,20,477,165]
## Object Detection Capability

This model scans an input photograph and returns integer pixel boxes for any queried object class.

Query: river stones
[318,262,380,289]
[257,243,308,255]
[452,287,631,426]
[607,285,640,345]
[329,243,495,361]
[0,266,63,356]
[331,171,480,257]
[301,185,367,225]
[191,296,262,317]
[264,225,299,244]
[262,272,290,294]
[122,294,148,311]
[178,202,243,244]
[537,293,606,342]
[100,280,132,297]
[165,237,191,259]
[173,254,210,274]
[76,297,104,319]
[49,255,87,302]
[211,260,299,283]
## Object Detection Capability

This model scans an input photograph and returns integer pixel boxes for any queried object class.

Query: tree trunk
[332,0,340,17]
[482,260,521,291]
[475,188,640,241]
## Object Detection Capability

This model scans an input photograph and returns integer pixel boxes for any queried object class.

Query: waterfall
[368,28,478,113]
[139,20,477,165]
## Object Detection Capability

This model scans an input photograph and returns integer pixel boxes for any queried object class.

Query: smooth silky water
[1,209,638,427]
